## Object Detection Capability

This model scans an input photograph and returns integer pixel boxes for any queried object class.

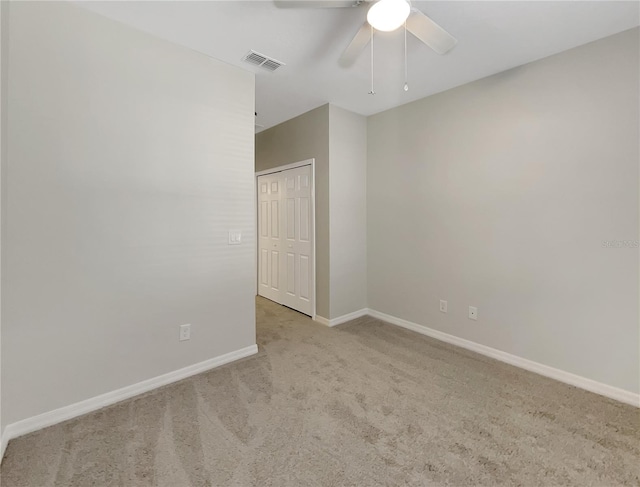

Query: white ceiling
[77,1,639,132]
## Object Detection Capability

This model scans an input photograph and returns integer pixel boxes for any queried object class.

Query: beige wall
[367,28,639,393]
[329,106,367,318]
[255,105,330,318]
[2,2,256,428]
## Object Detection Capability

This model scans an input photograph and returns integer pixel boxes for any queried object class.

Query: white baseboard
[0,431,7,463]
[314,315,330,326]
[0,344,258,462]
[367,309,639,408]
[3,311,636,461]
[315,308,368,327]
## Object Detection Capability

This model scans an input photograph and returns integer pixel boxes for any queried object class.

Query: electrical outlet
[439,300,448,313]
[468,306,478,321]
[179,324,191,341]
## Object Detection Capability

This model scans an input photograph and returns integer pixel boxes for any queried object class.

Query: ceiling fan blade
[339,21,371,66]
[274,0,360,8]
[406,10,457,55]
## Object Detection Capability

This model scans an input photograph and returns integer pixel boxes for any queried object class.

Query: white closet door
[280,165,313,316]
[257,173,283,303]
[257,165,313,316]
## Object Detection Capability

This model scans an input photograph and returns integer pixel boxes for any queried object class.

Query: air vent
[242,50,285,72]
[261,59,283,72]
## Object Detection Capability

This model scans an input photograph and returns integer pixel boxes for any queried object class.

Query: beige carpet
[1,297,638,486]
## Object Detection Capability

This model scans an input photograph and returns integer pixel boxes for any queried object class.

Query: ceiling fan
[275,0,457,66]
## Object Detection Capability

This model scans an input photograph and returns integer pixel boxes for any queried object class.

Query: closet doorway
[256,159,315,317]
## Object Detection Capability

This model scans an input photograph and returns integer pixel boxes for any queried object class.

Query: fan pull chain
[368,24,375,95]
[403,21,409,92]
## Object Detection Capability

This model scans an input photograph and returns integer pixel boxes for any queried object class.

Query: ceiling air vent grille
[242,50,285,72]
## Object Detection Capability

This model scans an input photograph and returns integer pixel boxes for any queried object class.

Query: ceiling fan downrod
[404,20,409,92]
[369,24,375,95]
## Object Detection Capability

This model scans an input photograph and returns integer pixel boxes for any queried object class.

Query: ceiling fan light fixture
[366,0,410,32]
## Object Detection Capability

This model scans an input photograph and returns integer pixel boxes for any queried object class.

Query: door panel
[260,249,268,285]
[270,251,279,290]
[270,200,279,237]
[286,253,295,294]
[300,254,310,300]
[257,173,283,303]
[260,202,268,237]
[286,198,295,239]
[299,197,310,242]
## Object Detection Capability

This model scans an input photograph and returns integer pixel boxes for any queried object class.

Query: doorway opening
[256,159,316,319]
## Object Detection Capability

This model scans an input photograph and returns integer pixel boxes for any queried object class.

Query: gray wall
[2,1,256,428]
[0,0,6,436]
[329,106,367,318]
[367,28,639,393]
[255,105,330,318]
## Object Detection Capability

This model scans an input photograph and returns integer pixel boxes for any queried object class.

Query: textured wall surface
[2,1,256,427]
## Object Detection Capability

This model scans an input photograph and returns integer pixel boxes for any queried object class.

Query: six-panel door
[258,173,282,304]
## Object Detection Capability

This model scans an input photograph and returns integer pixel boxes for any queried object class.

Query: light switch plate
[228,230,242,245]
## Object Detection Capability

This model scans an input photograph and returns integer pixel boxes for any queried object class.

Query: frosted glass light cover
[367,0,410,32]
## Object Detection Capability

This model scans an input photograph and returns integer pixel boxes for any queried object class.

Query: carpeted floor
[1,297,639,486]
